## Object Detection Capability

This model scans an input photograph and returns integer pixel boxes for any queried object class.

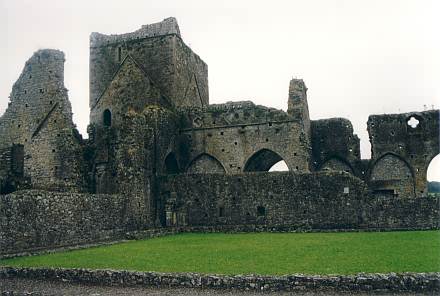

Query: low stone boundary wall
[0,267,439,293]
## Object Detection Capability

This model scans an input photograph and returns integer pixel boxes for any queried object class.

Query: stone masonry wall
[88,105,180,227]
[367,110,440,197]
[0,190,142,256]
[0,50,86,192]
[311,118,363,176]
[177,101,311,174]
[159,172,439,229]
[89,17,208,115]
[1,267,439,293]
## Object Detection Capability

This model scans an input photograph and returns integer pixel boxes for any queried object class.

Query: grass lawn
[1,231,440,275]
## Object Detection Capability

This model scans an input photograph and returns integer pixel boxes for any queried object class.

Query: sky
[1,0,439,180]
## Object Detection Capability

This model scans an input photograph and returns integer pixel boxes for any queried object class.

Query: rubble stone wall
[0,190,145,256]
[367,110,440,197]
[0,50,86,192]
[159,172,440,229]
[178,101,311,174]
[1,267,439,293]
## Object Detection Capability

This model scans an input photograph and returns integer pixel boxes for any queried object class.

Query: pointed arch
[164,152,179,175]
[319,156,354,174]
[244,149,288,172]
[427,154,440,194]
[369,152,415,197]
[427,154,440,181]
[186,153,225,174]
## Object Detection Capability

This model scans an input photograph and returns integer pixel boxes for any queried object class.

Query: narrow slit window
[103,109,112,126]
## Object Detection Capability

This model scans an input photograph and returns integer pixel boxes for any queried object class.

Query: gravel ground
[0,278,437,296]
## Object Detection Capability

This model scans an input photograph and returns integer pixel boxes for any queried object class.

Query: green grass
[2,231,440,275]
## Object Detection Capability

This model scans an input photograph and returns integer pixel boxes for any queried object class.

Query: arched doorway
[244,149,288,172]
[427,154,440,194]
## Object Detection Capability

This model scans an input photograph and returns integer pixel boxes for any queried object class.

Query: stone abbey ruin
[0,17,439,256]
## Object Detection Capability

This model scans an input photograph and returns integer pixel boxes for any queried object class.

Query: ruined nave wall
[176,101,311,174]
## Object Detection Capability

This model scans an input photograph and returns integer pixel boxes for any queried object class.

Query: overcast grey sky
[1,0,439,180]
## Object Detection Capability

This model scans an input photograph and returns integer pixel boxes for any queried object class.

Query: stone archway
[369,153,415,197]
[244,149,288,172]
[186,153,225,174]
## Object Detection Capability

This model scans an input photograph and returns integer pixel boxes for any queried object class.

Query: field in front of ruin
[1,231,440,275]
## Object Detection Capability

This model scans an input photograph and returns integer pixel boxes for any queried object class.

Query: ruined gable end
[89,55,169,128]
[0,49,86,192]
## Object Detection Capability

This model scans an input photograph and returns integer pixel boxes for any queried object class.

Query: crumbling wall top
[90,17,180,48]
[178,100,293,129]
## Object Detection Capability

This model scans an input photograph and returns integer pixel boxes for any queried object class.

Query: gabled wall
[0,50,86,192]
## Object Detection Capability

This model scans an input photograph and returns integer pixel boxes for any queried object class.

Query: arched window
[103,109,112,126]
[164,153,179,175]
[244,149,288,172]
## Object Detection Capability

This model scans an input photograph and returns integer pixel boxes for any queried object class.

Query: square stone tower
[89,17,208,126]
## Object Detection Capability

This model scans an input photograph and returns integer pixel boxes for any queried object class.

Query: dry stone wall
[1,267,439,293]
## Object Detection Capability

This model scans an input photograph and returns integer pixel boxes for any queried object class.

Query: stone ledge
[0,267,438,293]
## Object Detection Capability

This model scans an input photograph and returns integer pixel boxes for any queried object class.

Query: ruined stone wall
[0,147,13,192]
[89,55,169,128]
[0,50,86,192]
[89,105,180,226]
[0,190,141,256]
[89,17,208,118]
[367,110,440,197]
[311,118,364,177]
[177,101,311,174]
[0,145,28,194]
[159,172,439,230]
[288,79,311,139]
